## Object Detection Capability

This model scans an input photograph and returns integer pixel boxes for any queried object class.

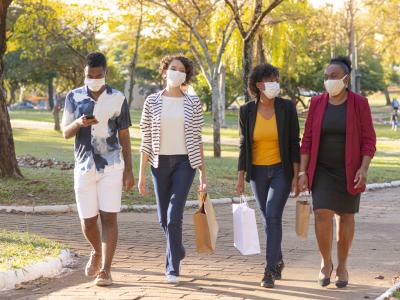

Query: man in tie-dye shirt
[62,52,134,286]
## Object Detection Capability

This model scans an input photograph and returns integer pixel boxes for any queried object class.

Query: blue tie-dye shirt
[61,85,131,174]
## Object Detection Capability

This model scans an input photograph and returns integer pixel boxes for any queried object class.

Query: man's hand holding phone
[76,114,99,128]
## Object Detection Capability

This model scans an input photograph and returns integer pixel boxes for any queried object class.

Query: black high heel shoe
[318,263,333,287]
[335,270,349,288]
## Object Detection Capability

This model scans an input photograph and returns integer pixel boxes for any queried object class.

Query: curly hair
[159,55,194,85]
[248,63,280,99]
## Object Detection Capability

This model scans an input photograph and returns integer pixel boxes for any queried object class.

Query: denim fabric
[151,155,196,276]
[250,163,291,272]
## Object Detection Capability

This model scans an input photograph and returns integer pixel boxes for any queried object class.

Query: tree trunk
[211,80,221,158]
[257,33,266,64]
[9,84,16,104]
[127,70,135,108]
[219,64,226,128]
[297,96,308,109]
[383,86,391,106]
[48,76,54,110]
[0,90,21,178]
[127,0,143,107]
[18,84,24,102]
[0,0,22,178]
[205,100,210,112]
[53,93,60,131]
[243,39,253,102]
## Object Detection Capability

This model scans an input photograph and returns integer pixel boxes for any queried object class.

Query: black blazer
[238,97,300,182]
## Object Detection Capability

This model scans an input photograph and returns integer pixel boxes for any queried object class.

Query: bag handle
[199,191,208,203]
[297,191,313,213]
[239,194,248,206]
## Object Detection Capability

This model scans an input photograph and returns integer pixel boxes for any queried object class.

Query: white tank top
[159,96,188,155]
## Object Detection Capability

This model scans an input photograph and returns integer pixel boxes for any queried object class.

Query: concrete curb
[1,180,399,215]
[375,281,400,300]
[0,249,73,291]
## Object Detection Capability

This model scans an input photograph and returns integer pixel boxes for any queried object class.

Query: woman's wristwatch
[298,171,306,177]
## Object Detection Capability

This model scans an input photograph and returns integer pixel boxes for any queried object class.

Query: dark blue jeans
[151,155,196,276]
[250,163,291,272]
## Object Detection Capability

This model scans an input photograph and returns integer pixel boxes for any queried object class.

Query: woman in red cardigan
[299,56,376,288]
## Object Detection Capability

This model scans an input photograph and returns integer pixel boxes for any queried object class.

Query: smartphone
[85,115,95,120]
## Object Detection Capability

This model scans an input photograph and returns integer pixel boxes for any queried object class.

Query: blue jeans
[250,163,291,272]
[151,155,196,276]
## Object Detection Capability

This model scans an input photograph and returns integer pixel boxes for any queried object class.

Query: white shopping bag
[232,195,261,255]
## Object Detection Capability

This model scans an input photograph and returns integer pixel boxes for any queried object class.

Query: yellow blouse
[252,112,282,166]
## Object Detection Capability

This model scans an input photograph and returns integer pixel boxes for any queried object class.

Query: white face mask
[324,75,348,97]
[166,69,186,87]
[262,82,280,99]
[85,77,106,92]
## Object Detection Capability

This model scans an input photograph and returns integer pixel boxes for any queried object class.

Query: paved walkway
[1,188,399,300]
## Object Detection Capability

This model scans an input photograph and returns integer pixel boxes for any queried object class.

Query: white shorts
[74,167,123,219]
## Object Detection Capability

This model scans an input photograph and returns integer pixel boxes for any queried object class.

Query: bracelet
[298,171,306,177]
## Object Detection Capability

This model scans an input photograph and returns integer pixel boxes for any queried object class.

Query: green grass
[392,289,400,298]
[9,110,55,123]
[368,91,400,107]
[13,128,74,161]
[0,148,239,206]
[3,103,400,206]
[2,126,240,205]
[0,230,64,271]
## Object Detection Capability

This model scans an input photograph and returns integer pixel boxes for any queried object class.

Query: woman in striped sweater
[138,55,207,284]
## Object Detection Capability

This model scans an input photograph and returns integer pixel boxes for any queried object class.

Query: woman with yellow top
[236,63,300,288]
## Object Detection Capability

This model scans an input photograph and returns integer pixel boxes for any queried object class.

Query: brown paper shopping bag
[193,192,219,253]
[295,198,311,239]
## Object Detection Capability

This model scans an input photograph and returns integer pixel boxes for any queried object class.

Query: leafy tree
[10,0,102,129]
[145,0,236,157]
[358,47,385,95]
[223,0,284,102]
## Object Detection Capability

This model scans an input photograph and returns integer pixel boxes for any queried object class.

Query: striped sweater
[139,90,204,169]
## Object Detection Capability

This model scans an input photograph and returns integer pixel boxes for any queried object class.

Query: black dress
[312,101,361,214]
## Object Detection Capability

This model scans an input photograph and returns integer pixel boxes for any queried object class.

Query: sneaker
[261,271,275,288]
[274,260,285,280]
[94,269,113,286]
[166,274,179,284]
[85,251,101,277]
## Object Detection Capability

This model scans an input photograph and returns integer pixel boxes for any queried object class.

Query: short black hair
[159,54,194,85]
[329,56,351,74]
[248,63,279,99]
[86,52,107,69]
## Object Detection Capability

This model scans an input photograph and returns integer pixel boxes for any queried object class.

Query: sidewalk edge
[0,249,73,291]
[1,180,399,214]
[375,281,400,300]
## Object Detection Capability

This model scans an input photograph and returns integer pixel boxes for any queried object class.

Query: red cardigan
[300,91,376,195]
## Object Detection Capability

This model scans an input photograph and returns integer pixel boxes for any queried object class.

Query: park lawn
[0,230,65,271]
[9,110,55,123]
[368,91,400,107]
[1,127,239,206]
[1,121,399,205]
[5,101,400,206]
